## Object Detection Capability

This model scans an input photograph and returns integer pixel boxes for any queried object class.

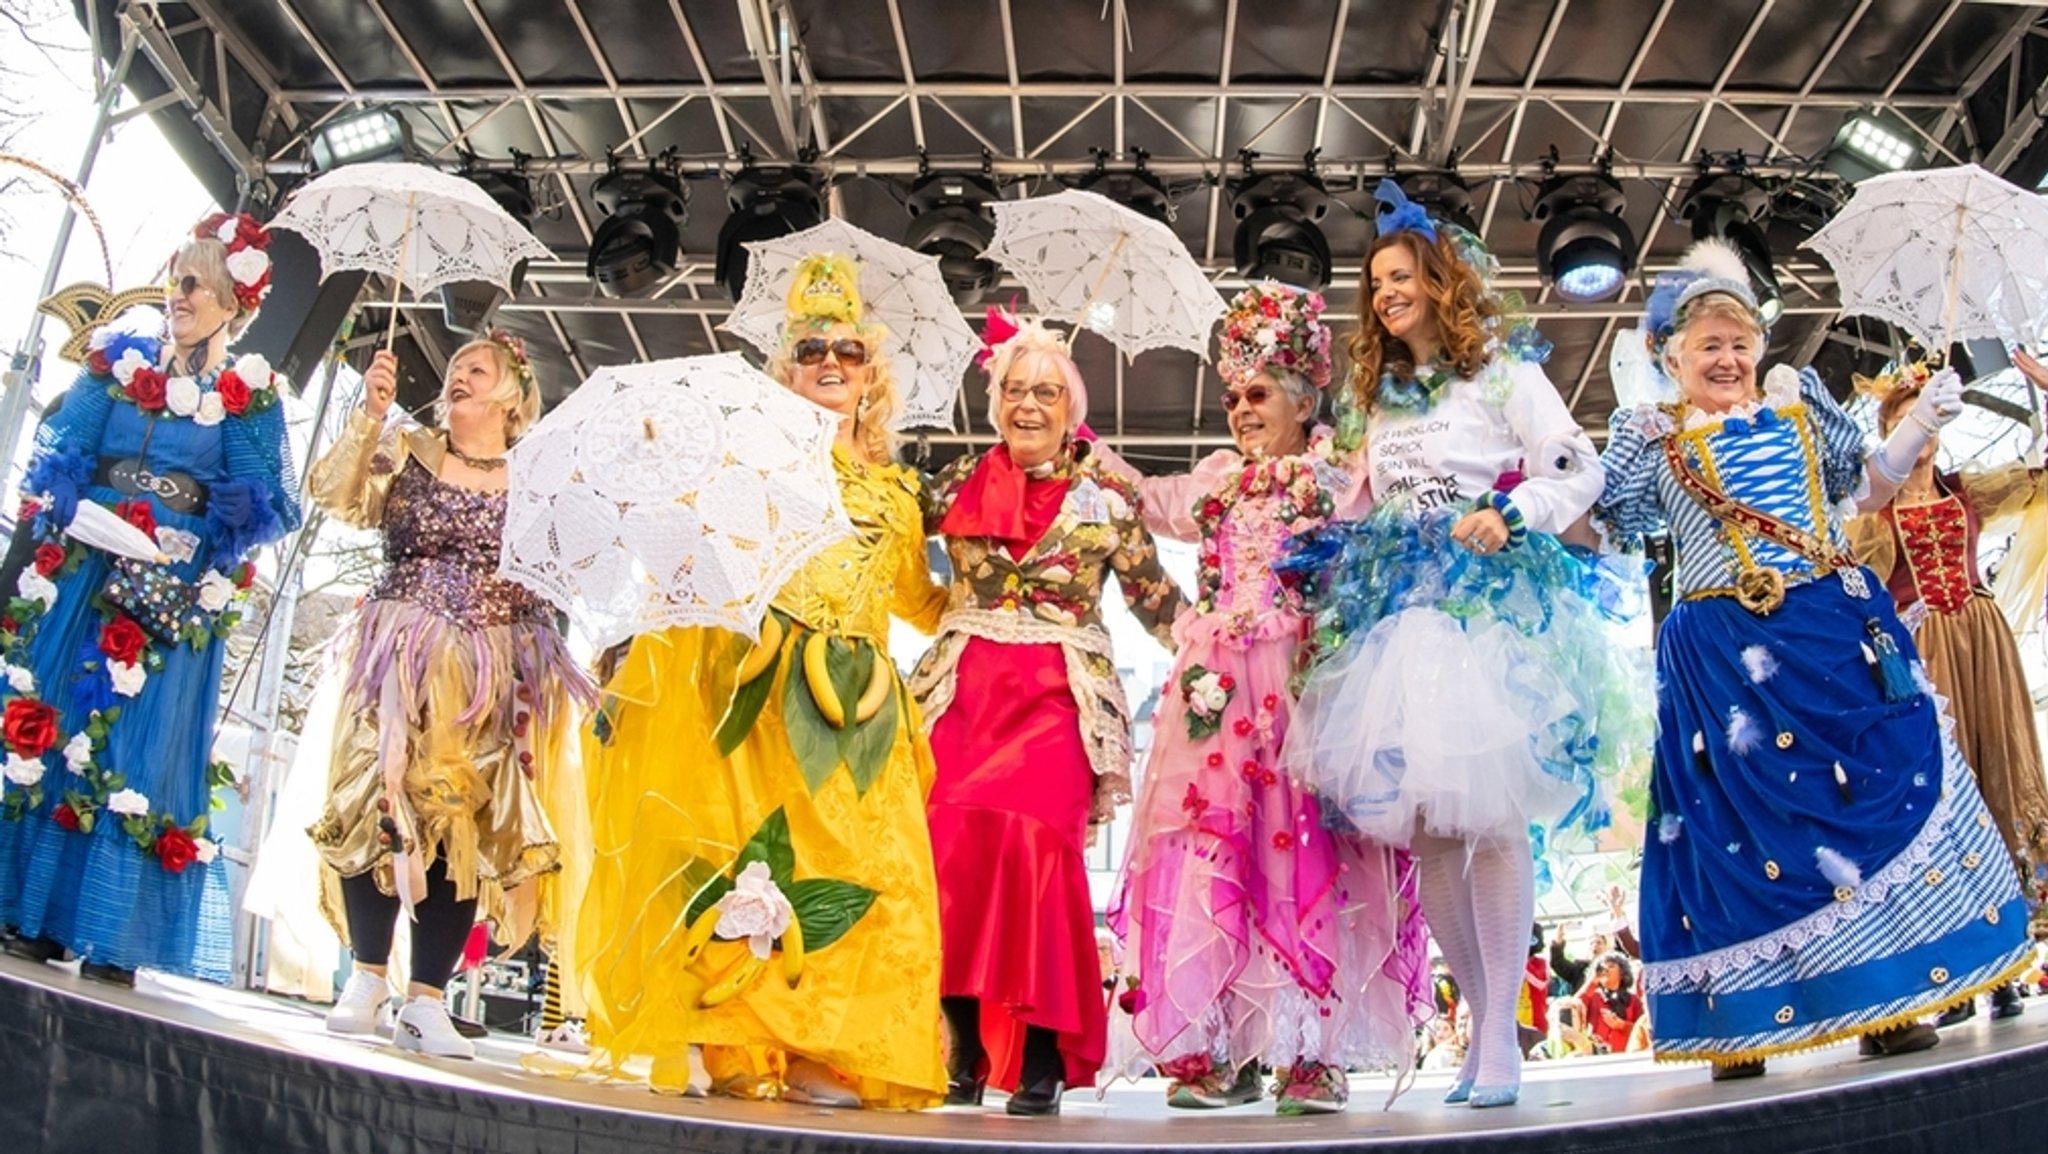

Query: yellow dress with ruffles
[575,447,949,1108]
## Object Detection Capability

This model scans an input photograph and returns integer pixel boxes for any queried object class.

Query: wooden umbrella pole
[1937,197,1967,357]
[1063,231,1131,351]
[383,191,417,353]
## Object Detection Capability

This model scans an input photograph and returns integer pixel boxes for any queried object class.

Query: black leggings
[338,858,477,993]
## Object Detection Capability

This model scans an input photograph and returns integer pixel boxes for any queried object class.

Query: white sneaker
[534,1020,590,1054]
[395,996,477,1059]
[325,970,393,1036]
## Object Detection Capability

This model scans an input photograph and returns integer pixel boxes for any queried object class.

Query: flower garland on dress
[1189,448,1340,621]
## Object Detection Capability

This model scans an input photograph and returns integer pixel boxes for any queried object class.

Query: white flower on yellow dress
[713,860,795,959]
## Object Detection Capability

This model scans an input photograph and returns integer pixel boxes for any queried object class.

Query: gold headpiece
[1852,360,1931,403]
[785,253,864,328]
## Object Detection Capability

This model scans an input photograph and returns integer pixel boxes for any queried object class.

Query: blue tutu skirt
[1638,570,2029,1063]
[1278,505,1653,847]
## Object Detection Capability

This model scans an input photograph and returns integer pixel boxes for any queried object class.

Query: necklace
[448,444,507,470]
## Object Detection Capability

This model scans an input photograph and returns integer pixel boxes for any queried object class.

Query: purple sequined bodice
[372,461,553,628]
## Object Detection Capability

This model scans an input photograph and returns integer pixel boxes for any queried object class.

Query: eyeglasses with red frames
[792,337,870,367]
[1219,384,1275,411]
[998,381,1066,406]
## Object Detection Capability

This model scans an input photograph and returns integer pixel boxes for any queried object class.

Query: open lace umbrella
[498,352,852,647]
[269,162,552,349]
[720,218,978,430]
[984,188,1225,359]
[1804,163,2048,350]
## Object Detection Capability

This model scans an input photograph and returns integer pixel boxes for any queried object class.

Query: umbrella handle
[1938,197,1966,355]
[383,191,417,354]
[1064,232,1132,350]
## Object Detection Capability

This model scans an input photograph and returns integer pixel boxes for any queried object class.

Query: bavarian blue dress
[1596,366,2028,1064]
[0,342,297,980]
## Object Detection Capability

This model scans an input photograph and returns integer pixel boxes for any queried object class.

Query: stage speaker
[237,228,367,388]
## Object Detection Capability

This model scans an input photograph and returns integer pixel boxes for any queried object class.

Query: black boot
[1990,982,2026,1021]
[1934,998,1977,1027]
[3,933,66,964]
[941,996,987,1106]
[1006,1026,1064,1117]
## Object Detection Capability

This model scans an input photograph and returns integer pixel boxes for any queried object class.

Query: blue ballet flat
[1468,1084,1520,1109]
[1442,1078,1473,1104]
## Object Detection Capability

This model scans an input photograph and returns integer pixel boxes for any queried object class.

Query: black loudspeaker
[236,228,367,389]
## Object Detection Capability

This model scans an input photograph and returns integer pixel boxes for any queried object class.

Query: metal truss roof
[91,0,2048,470]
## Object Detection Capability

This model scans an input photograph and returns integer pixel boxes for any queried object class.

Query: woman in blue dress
[1595,239,2030,1079]
[0,213,299,985]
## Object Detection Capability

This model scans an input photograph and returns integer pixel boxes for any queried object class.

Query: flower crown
[1852,360,1931,404]
[191,212,273,312]
[975,305,1071,373]
[1218,281,1333,390]
[485,327,535,395]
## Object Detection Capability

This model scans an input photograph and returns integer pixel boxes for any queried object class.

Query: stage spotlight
[905,170,999,306]
[1533,173,1635,303]
[587,162,688,298]
[1077,150,1172,223]
[1231,171,1333,290]
[1826,111,1917,184]
[1387,170,1480,236]
[440,169,536,331]
[309,107,411,171]
[716,165,824,300]
[1681,172,1784,326]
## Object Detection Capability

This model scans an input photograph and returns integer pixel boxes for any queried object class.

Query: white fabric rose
[165,376,202,417]
[224,247,270,287]
[106,787,151,817]
[62,733,91,772]
[1255,327,1279,349]
[195,393,226,427]
[215,218,239,244]
[1203,686,1229,713]
[108,659,147,698]
[195,839,219,864]
[111,348,150,387]
[232,353,272,386]
[1102,487,1130,519]
[195,571,237,613]
[4,665,34,695]
[1192,672,1222,697]
[712,860,795,959]
[15,570,56,609]
[3,754,44,788]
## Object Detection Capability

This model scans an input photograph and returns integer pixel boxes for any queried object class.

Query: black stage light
[1230,171,1333,290]
[442,169,536,331]
[1533,173,1635,303]
[587,162,688,298]
[1388,170,1480,236]
[1076,153,1173,224]
[1681,172,1784,326]
[905,170,1000,306]
[716,165,824,300]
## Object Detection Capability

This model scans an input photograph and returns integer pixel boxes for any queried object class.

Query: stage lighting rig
[587,156,688,298]
[1386,169,1480,236]
[309,107,412,171]
[1826,110,1918,184]
[1077,148,1172,223]
[443,158,537,331]
[715,157,824,300]
[905,153,1000,306]
[1231,152,1334,290]
[1533,168,1635,303]
[1680,170,1784,326]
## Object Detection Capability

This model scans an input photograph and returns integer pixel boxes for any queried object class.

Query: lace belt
[96,456,207,515]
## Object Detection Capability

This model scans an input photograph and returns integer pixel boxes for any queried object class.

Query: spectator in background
[1519,924,1550,1056]
[1557,952,1646,1054]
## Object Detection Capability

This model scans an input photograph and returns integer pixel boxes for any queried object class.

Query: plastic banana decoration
[803,633,847,727]
[781,918,806,988]
[852,647,892,724]
[736,613,785,684]
[698,951,768,1008]
[681,905,721,966]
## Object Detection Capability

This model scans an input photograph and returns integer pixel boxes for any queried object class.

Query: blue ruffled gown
[0,350,297,980]
[1595,368,2029,1064]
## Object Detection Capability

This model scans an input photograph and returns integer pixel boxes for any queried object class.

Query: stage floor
[2,952,2044,1153]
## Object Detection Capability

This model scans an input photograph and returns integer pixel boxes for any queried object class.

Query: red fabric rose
[52,803,79,831]
[2,698,60,758]
[154,826,200,874]
[233,561,256,589]
[32,543,65,577]
[125,366,168,411]
[117,500,157,540]
[215,370,251,415]
[87,349,111,377]
[98,615,147,665]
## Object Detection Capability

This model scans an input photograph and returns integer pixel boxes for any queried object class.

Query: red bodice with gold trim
[1882,485,1984,616]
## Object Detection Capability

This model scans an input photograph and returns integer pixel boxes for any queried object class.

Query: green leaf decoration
[733,806,795,886]
[825,637,867,758]
[680,856,734,927]
[842,658,899,798]
[784,877,878,953]
[713,649,780,756]
[782,634,846,794]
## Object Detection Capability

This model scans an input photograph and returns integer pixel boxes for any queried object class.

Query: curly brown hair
[1347,229,1498,413]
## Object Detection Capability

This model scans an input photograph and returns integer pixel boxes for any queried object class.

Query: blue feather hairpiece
[1374,178,1438,243]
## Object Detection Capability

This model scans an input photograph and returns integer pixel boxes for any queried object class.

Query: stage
[0,953,2040,1153]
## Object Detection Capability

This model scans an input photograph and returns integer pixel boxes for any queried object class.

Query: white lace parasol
[1804,163,2048,350]
[984,188,1225,360]
[498,353,853,646]
[719,218,977,431]
[270,162,552,295]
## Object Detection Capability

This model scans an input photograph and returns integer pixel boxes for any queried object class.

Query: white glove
[1869,368,1962,491]
[1910,367,1965,429]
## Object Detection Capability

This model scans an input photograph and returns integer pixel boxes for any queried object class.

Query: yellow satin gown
[576,448,949,1108]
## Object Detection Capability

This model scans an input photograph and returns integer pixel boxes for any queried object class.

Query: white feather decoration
[1740,645,1779,684]
[1681,236,1751,285]
[1725,706,1762,756]
[1815,845,1863,890]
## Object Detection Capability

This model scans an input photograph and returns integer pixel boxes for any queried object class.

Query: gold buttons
[1764,860,1781,880]
[1834,886,1855,902]
[1925,868,1944,886]
[1930,967,1950,984]
[1963,852,1982,870]
[1987,907,2001,925]
[1775,732,1794,750]
[1979,812,1993,828]
[1774,1006,1795,1025]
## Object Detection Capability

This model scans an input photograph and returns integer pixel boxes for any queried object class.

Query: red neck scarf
[938,444,1073,550]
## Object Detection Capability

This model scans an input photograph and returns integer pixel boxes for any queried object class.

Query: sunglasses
[166,274,214,299]
[792,337,870,367]
[1220,384,1275,411]
[999,382,1066,407]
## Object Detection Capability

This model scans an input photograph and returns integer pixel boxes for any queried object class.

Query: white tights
[1413,825,1534,1092]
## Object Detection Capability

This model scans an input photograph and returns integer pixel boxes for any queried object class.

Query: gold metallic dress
[575,447,949,1108]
